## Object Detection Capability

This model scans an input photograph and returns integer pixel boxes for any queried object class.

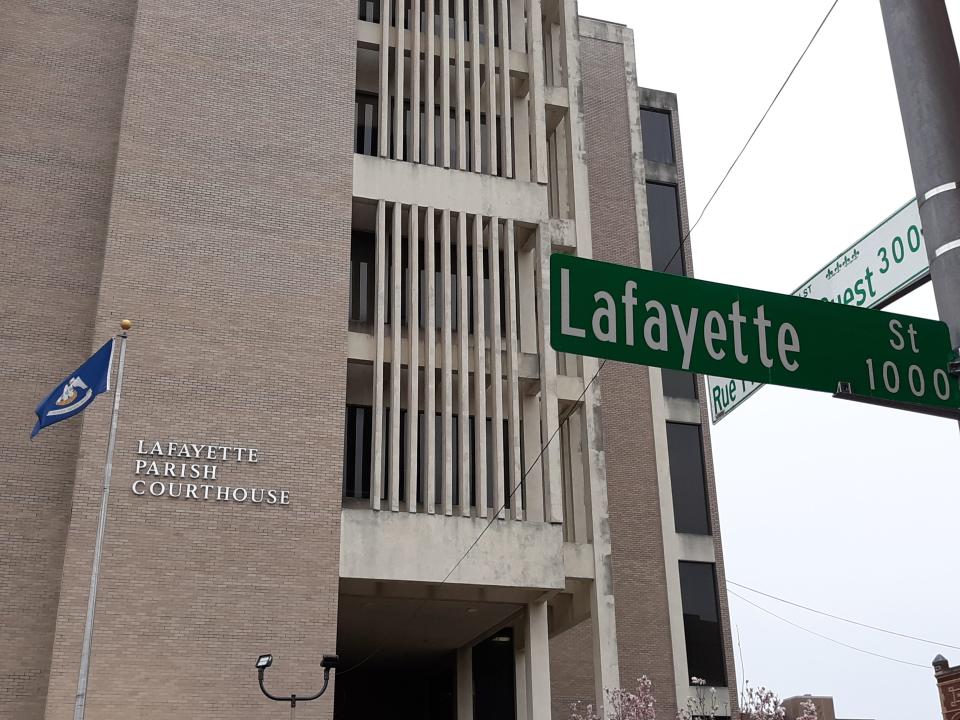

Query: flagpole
[73,319,131,720]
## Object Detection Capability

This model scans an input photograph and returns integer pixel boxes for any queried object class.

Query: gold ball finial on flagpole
[120,319,132,331]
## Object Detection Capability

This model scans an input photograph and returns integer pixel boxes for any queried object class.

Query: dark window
[358,0,380,22]
[662,369,698,399]
[349,232,376,327]
[666,422,710,535]
[647,182,685,275]
[640,108,674,164]
[355,93,378,156]
[679,562,727,687]
[343,406,373,499]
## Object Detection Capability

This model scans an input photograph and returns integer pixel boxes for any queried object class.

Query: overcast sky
[577,1,960,718]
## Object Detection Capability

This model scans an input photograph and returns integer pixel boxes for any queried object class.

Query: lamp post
[255,654,338,717]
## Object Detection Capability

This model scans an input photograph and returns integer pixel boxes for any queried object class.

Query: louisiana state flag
[32,339,114,438]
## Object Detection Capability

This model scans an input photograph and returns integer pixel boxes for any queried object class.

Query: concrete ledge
[354,154,550,223]
[340,508,566,589]
[663,396,701,424]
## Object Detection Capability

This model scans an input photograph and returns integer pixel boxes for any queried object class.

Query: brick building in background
[1,1,736,718]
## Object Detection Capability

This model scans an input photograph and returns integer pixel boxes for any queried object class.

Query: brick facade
[0,2,136,717]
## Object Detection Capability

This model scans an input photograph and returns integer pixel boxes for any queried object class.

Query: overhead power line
[728,588,929,669]
[728,579,960,651]
[660,0,841,275]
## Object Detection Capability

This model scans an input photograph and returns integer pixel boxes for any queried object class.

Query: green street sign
[551,254,959,413]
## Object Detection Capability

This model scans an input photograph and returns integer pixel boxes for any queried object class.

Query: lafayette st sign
[551,253,958,414]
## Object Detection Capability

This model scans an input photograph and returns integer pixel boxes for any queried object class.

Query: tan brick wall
[0,2,136,718]
[550,33,679,719]
[34,1,358,718]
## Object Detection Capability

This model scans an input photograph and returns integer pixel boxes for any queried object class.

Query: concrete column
[504,220,524,520]
[441,209,455,515]
[371,200,388,510]
[514,643,528,720]
[406,205,420,511]
[472,213,488,516]
[499,0,513,178]
[425,207,437,513]
[485,0,498,177]
[411,0,422,164]
[394,0,406,161]
[524,0,548,184]
[441,0,452,167]
[521,394,544,522]
[390,201,403,511]
[524,601,551,720]
[455,0,467,170]
[457,645,475,720]
[379,0,391,158]
[470,0,482,172]
[534,227,563,524]
[489,218,505,517]
[457,211,471,514]
[579,384,621,716]
[426,0,436,165]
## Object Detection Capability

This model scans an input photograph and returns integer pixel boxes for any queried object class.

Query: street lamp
[255,653,339,710]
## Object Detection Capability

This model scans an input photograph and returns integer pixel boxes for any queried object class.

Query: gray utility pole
[879,0,960,363]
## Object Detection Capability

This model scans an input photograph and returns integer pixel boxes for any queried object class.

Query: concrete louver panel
[441,0,452,168]
[470,0,482,173]
[424,207,437,514]
[457,211,471,515]
[379,0,391,158]
[488,217,506,518]
[411,0,422,164]
[371,200,388,510]
[485,0,498,177]
[504,220,524,520]
[441,209,455,515]
[472,213,487,517]
[455,0,467,171]
[425,0,436,166]
[390,201,403,511]
[394,0,405,162]
[499,0,514,178]
[525,0,548,184]
[406,205,420,512]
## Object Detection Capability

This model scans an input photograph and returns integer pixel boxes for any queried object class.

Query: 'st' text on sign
[551,254,958,412]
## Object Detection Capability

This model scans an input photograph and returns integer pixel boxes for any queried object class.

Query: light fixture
[255,653,339,708]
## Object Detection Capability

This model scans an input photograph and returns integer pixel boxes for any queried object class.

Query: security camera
[320,655,339,670]
[256,654,273,670]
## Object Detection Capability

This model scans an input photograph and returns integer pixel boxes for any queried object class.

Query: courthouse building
[1,0,738,718]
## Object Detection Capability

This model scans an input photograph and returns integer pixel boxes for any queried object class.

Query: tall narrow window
[343,405,373,498]
[639,108,674,164]
[349,231,376,327]
[647,182,685,276]
[679,562,727,687]
[666,422,710,535]
[355,93,378,156]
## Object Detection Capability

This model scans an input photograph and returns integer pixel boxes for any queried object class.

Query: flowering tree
[570,676,657,720]
[676,676,725,720]
[739,682,786,720]
[796,699,818,720]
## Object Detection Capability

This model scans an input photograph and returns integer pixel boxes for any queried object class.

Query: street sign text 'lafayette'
[551,254,959,414]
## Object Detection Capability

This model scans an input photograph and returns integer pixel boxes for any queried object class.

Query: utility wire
[337,359,607,675]
[659,0,841,276]
[728,588,929,669]
[729,579,960,651]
